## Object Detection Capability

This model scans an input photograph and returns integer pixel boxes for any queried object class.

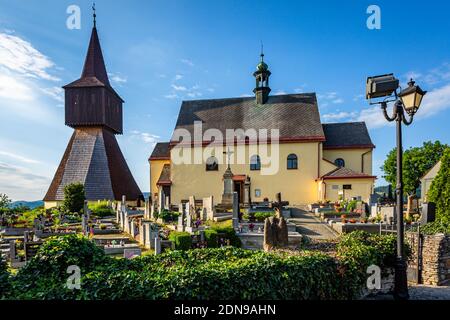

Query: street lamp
[366,75,427,300]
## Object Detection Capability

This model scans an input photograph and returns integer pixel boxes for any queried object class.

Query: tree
[62,183,85,214]
[428,148,450,223]
[0,194,11,209]
[381,141,449,196]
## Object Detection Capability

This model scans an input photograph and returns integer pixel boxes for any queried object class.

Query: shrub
[210,225,241,248]
[62,183,85,214]
[204,229,218,248]
[168,232,192,251]
[89,201,114,218]
[159,210,180,223]
[418,219,450,235]
[1,233,400,300]
[0,255,10,299]
[428,148,450,223]
[254,211,275,222]
[9,234,105,299]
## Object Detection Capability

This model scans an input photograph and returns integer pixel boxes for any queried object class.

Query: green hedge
[2,232,401,300]
[169,231,192,250]
[428,148,450,223]
[0,255,10,299]
[204,229,218,248]
[89,201,114,218]
[159,210,180,223]
[210,225,241,248]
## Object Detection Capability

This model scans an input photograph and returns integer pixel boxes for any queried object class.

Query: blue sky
[0,0,449,200]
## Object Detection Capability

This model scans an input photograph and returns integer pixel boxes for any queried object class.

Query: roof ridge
[181,92,317,104]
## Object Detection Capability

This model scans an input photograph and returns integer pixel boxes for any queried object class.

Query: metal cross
[223,147,234,169]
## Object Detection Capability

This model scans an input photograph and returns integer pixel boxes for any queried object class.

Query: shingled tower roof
[45,14,142,203]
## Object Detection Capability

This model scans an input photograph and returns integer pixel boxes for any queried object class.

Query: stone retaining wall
[407,232,450,286]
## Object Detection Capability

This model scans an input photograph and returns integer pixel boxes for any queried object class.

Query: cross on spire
[92,2,97,28]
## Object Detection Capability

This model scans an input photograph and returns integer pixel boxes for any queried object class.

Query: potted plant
[349,219,357,224]
[248,223,255,232]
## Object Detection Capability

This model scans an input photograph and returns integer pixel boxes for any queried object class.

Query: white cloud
[181,59,194,67]
[174,74,183,81]
[274,90,287,96]
[108,73,127,84]
[0,151,41,164]
[130,131,160,147]
[187,92,202,98]
[0,73,34,101]
[164,93,178,99]
[171,84,187,91]
[240,93,253,98]
[0,161,50,201]
[0,32,59,81]
[419,83,450,118]
[41,86,63,102]
[322,111,357,122]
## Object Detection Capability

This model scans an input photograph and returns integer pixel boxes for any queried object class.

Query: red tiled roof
[321,167,376,180]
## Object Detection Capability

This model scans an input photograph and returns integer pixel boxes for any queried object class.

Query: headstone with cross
[270,193,289,218]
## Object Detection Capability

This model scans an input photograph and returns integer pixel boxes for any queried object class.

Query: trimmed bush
[254,211,275,222]
[169,231,192,250]
[89,201,114,218]
[0,255,10,299]
[204,229,218,248]
[9,234,105,299]
[159,210,180,223]
[210,225,241,248]
[2,232,400,300]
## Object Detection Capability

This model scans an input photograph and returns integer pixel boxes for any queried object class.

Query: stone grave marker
[124,248,141,259]
[203,196,215,221]
[232,192,239,229]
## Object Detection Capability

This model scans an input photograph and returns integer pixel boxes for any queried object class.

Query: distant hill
[10,200,44,209]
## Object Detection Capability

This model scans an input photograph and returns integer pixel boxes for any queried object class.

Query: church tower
[44,10,143,207]
[253,50,271,104]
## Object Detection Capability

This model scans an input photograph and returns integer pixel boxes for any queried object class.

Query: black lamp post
[366,76,427,300]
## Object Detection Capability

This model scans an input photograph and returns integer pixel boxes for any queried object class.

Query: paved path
[409,285,450,300]
[289,208,338,240]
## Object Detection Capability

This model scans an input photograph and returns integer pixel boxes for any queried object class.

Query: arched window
[250,155,261,171]
[287,154,298,169]
[334,158,345,168]
[206,156,219,171]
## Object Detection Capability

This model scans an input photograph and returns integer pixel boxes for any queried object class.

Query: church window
[206,156,219,171]
[334,158,345,167]
[250,155,261,171]
[287,154,298,169]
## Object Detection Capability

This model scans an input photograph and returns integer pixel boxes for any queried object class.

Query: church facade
[150,54,376,206]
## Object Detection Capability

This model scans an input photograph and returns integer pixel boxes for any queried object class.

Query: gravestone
[81,214,88,235]
[232,192,239,229]
[421,202,436,224]
[158,191,165,214]
[165,196,170,210]
[380,206,395,222]
[154,237,161,255]
[264,193,289,251]
[124,248,141,259]
[371,204,379,218]
[243,176,251,207]
[177,203,185,232]
[150,201,156,220]
[189,196,196,217]
[203,196,215,221]
[185,209,194,233]
[144,199,150,219]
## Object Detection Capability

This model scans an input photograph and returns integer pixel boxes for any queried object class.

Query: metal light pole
[382,100,410,300]
[367,77,427,300]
